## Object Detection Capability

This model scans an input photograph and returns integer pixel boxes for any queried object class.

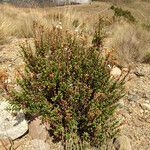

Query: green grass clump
[9,20,126,149]
[142,23,150,31]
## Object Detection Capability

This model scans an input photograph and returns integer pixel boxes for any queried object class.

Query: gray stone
[114,135,132,150]
[128,94,139,102]
[134,66,150,77]
[127,90,139,102]
[0,101,28,140]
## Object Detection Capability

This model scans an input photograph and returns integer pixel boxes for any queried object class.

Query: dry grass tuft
[0,14,15,44]
[105,21,150,66]
[0,4,93,40]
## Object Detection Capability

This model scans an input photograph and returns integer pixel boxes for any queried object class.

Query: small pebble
[145,100,149,104]
[8,64,12,67]
[141,103,150,111]
[4,79,11,83]
[140,109,144,113]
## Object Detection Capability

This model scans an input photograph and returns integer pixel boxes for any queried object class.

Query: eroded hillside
[0,1,150,150]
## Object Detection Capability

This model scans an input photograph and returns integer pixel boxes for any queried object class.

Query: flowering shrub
[9,20,126,149]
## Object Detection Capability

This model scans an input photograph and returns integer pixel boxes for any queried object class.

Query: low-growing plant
[142,52,150,64]
[8,20,127,149]
[110,5,136,23]
[92,17,107,51]
[142,23,150,31]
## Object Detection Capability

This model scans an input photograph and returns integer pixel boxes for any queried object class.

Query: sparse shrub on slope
[8,20,126,149]
[110,5,136,23]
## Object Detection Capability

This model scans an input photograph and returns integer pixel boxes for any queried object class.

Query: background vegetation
[0,0,150,66]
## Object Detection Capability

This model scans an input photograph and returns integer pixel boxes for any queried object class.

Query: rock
[134,65,150,76]
[140,103,150,111]
[19,139,50,150]
[140,109,144,114]
[8,64,12,67]
[114,135,132,150]
[131,102,136,107]
[29,118,49,141]
[110,66,122,78]
[127,91,139,102]
[145,100,149,104]
[4,78,11,84]
[0,101,28,140]
[128,94,139,102]
[134,69,144,76]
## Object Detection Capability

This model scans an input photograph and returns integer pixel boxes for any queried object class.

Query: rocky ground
[121,64,150,150]
[0,39,150,150]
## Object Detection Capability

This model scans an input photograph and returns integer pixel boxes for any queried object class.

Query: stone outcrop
[0,101,28,140]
